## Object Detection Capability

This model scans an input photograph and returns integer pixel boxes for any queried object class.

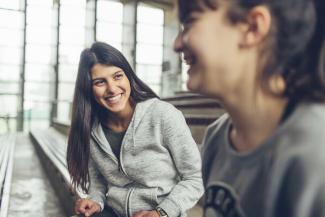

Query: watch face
[157,207,168,217]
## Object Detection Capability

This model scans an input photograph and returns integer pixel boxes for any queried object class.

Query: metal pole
[133,0,138,70]
[18,0,27,131]
[51,0,61,125]
[94,0,98,41]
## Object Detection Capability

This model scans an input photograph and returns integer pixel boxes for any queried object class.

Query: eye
[182,12,200,31]
[93,80,105,86]
[114,73,123,80]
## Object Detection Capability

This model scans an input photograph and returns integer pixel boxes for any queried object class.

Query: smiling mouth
[183,55,197,76]
[105,93,123,103]
[184,54,196,66]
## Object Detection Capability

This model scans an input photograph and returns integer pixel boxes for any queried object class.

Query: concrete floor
[7,133,65,217]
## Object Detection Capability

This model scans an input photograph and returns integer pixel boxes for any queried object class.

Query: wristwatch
[156,207,168,217]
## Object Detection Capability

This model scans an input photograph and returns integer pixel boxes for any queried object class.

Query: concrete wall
[161,5,182,97]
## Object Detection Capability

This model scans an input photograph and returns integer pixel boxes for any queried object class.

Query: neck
[224,91,288,153]
[106,102,135,132]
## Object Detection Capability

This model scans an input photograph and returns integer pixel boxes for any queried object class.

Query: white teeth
[106,94,122,103]
[185,59,192,65]
[183,56,195,66]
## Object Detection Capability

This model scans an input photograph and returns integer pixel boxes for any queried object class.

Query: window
[0,0,22,10]
[96,0,123,51]
[57,0,86,123]
[0,7,24,132]
[136,4,164,95]
[24,0,57,130]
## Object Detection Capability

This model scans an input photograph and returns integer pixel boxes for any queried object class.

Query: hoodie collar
[91,97,158,143]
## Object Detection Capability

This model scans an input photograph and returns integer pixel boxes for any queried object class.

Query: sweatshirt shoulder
[271,103,325,177]
[279,103,325,149]
[151,99,181,115]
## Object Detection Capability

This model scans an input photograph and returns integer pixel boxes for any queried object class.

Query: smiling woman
[174,0,325,217]
[91,64,133,121]
[66,42,204,217]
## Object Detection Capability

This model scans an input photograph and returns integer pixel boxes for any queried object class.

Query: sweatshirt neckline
[223,103,303,159]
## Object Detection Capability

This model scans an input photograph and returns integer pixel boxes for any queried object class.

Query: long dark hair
[67,42,158,192]
[178,0,325,102]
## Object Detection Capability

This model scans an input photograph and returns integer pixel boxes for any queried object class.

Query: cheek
[189,37,218,69]
[92,87,104,100]
[122,80,131,94]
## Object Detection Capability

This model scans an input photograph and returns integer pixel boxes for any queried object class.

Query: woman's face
[91,64,133,116]
[174,3,246,98]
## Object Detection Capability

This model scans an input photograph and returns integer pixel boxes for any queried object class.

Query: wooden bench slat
[30,130,71,184]
[0,135,12,193]
[0,134,16,217]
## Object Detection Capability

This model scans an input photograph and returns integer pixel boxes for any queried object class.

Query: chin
[107,107,124,114]
[186,75,201,92]
[110,102,126,111]
[187,82,201,93]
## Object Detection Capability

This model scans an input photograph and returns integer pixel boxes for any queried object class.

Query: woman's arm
[87,156,108,212]
[158,104,204,217]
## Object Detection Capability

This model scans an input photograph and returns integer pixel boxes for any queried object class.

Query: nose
[173,30,184,53]
[106,81,118,94]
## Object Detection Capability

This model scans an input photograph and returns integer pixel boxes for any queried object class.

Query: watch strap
[156,207,168,217]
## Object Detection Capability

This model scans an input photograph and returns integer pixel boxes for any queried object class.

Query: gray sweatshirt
[88,98,204,217]
[202,102,325,217]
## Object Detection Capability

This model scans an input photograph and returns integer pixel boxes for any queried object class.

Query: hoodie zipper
[92,134,128,176]
[93,133,135,217]
[125,188,134,217]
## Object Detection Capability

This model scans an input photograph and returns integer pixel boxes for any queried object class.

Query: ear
[238,6,271,48]
[268,73,286,95]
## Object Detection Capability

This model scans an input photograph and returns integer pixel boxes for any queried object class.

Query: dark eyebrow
[179,3,203,23]
[113,70,123,75]
[91,70,123,82]
[91,77,104,82]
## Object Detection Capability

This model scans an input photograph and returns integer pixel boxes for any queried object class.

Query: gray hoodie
[88,98,204,217]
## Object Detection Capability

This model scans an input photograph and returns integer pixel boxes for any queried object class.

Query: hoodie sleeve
[87,157,107,211]
[158,103,204,217]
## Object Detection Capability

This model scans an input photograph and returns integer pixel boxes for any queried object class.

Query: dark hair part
[67,42,158,192]
[178,0,325,102]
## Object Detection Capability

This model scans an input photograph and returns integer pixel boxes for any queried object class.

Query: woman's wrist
[155,207,168,217]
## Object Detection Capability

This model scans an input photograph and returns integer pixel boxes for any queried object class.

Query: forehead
[91,64,123,77]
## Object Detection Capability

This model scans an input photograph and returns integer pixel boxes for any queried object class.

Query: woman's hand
[133,210,160,217]
[74,198,101,217]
